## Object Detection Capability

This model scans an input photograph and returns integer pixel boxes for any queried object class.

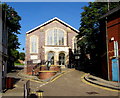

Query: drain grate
[86,92,99,95]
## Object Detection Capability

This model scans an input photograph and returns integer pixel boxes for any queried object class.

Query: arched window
[30,35,38,53]
[46,28,65,46]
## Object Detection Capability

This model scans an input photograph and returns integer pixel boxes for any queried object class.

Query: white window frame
[45,28,67,46]
[30,35,38,53]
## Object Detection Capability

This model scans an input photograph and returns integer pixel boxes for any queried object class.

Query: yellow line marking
[50,73,64,82]
[31,92,43,97]
[50,69,75,83]
[24,69,75,84]
[17,68,75,90]
[31,92,36,94]
[81,74,120,92]
[29,78,48,84]
[14,85,18,87]
[41,92,43,98]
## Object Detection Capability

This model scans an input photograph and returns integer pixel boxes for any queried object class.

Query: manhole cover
[86,92,99,94]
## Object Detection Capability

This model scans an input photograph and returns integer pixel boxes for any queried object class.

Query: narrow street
[2,67,119,97]
[39,69,118,96]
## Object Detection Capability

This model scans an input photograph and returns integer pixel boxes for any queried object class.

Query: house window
[30,35,38,53]
[73,37,80,54]
[46,28,65,46]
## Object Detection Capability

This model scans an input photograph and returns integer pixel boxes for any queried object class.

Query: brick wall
[25,20,78,74]
[100,10,120,80]
[107,13,120,80]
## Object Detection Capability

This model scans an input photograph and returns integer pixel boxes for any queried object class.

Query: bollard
[36,90,43,98]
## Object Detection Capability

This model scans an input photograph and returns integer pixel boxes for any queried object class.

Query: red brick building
[25,17,79,74]
[100,6,120,81]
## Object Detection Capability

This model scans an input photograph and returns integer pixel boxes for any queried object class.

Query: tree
[19,52,25,61]
[2,3,21,71]
[11,50,19,62]
[77,2,119,75]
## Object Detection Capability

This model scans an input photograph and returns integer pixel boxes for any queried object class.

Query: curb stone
[17,69,68,83]
[84,74,120,90]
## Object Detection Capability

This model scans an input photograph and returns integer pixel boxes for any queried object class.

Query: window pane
[47,31,50,45]
[58,30,64,45]
[47,28,64,46]
[54,29,57,45]
[31,36,37,53]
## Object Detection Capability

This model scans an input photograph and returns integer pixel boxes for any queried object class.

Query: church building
[25,17,79,73]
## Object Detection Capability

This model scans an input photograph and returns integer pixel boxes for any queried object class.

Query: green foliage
[77,2,119,73]
[11,50,19,62]
[14,62,24,66]
[19,52,25,61]
[2,3,21,70]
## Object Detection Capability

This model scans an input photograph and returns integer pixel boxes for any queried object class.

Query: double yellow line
[31,92,43,98]
[81,73,120,92]
[29,69,75,97]
[50,69,75,83]
[26,68,75,84]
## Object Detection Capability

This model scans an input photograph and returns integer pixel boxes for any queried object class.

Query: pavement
[39,69,118,96]
[84,73,120,90]
[17,67,69,83]
[18,68,120,91]
[1,66,120,97]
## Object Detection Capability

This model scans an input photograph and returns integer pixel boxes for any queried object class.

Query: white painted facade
[44,46,70,65]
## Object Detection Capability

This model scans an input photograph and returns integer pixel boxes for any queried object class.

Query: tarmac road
[39,69,119,96]
[2,67,119,97]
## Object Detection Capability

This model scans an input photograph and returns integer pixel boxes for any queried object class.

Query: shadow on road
[29,94,38,98]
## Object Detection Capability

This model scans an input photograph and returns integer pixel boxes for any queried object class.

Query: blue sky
[7,2,88,53]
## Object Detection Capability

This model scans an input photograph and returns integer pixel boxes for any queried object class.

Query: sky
[7,2,89,53]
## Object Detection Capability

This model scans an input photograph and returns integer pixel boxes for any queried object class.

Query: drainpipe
[105,17,110,80]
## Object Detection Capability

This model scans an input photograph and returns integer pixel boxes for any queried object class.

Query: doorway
[59,53,65,65]
[112,58,119,81]
[47,52,54,65]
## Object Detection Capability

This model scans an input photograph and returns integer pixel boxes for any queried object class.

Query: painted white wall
[30,55,38,60]
[44,46,70,65]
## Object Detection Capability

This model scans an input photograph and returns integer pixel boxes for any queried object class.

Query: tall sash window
[30,35,38,53]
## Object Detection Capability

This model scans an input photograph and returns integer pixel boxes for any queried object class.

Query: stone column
[54,52,59,65]
[65,52,69,67]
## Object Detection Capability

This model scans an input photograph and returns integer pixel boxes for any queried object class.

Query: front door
[48,52,54,65]
[112,58,119,81]
[59,53,65,65]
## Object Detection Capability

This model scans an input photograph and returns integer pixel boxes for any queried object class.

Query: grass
[14,62,24,66]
